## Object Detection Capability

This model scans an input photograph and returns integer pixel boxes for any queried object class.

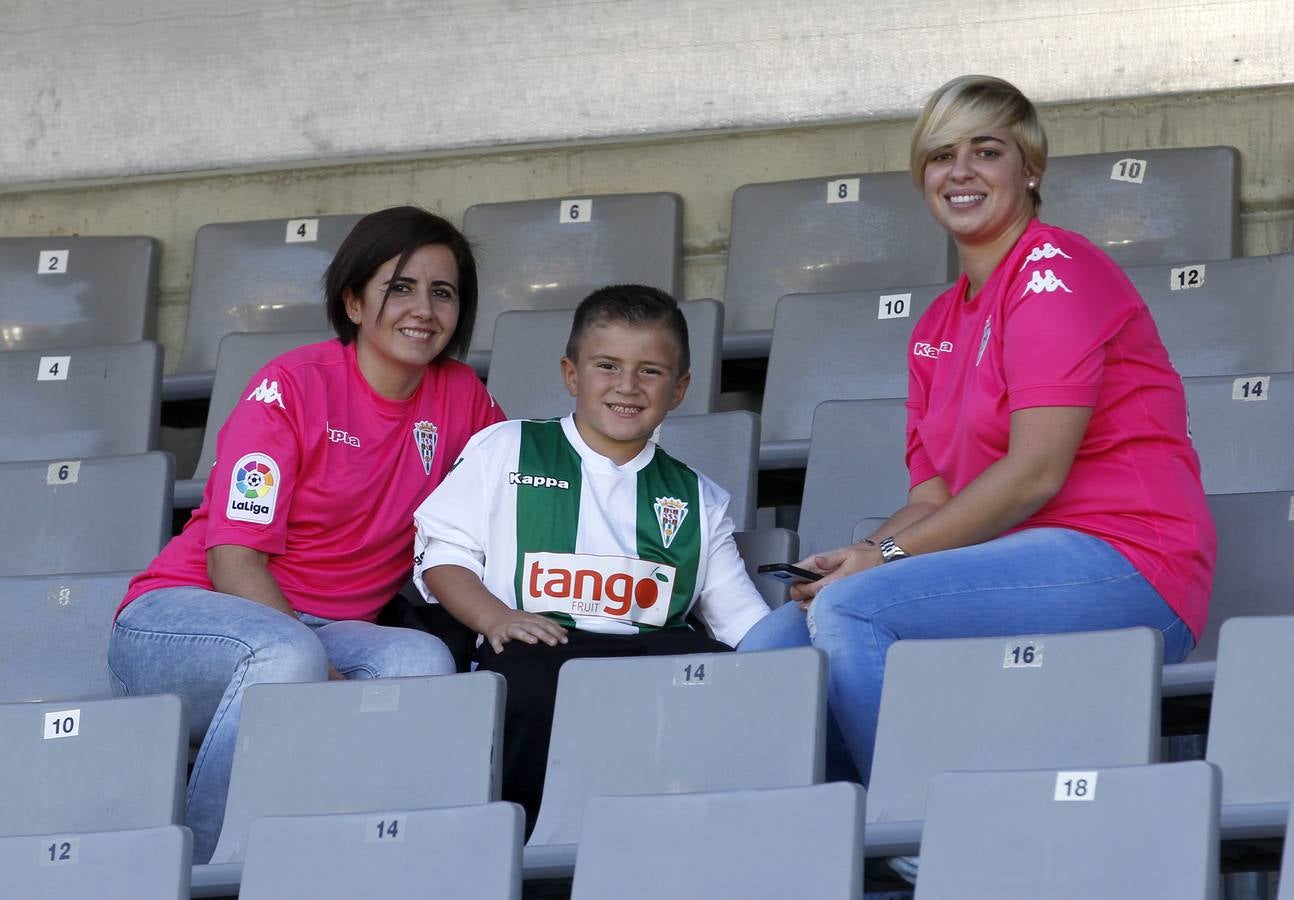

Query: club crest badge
[413,420,438,476]
[653,497,689,549]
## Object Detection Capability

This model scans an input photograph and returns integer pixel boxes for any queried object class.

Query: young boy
[412,284,770,830]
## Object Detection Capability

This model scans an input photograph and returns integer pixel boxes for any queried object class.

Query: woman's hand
[790,542,883,606]
[482,608,569,654]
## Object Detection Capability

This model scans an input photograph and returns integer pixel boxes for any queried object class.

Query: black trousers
[476,626,733,836]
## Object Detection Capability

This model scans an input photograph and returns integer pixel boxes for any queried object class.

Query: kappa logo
[325,421,360,448]
[245,378,286,409]
[413,420,438,476]
[1022,269,1073,297]
[226,452,279,524]
[913,340,954,360]
[509,471,571,490]
[522,552,674,626]
[1018,242,1072,270]
[653,497,688,549]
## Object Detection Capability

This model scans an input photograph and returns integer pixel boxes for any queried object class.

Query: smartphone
[757,563,823,585]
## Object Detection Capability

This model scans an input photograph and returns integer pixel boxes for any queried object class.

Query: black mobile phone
[757,563,823,585]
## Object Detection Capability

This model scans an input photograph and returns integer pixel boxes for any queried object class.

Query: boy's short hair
[564,284,691,375]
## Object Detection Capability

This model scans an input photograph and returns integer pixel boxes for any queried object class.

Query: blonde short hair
[910,75,1048,212]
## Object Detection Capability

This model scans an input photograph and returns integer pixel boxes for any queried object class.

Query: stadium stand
[657,410,759,530]
[462,192,683,358]
[734,527,799,608]
[0,825,192,900]
[915,762,1220,899]
[1182,373,1294,495]
[239,803,523,900]
[0,341,161,463]
[0,235,160,353]
[571,783,866,900]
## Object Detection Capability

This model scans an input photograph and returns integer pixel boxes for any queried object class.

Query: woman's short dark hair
[324,206,478,360]
[564,284,690,375]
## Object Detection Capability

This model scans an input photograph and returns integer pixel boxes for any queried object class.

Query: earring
[1027,179,1037,190]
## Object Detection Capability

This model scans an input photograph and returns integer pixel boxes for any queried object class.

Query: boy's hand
[484,608,569,654]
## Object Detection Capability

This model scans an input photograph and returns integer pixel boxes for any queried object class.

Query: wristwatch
[878,537,910,563]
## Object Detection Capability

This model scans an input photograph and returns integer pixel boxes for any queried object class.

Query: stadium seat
[0,235,159,353]
[0,452,173,578]
[795,398,909,555]
[0,341,161,463]
[1182,373,1294,495]
[1128,252,1294,378]
[1044,147,1240,267]
[0,572,133,703]
[865,627,1161,857]
[0,694,185,837]
[172,329,333,508]
[657,410,758,530]
[239,803,523,900]
[914,762,1219,900]
[0,825,191,900]
[463,193,683,356]
[722,170,955,346]
[166,214,361,399]
[734,527,799,608]
[486,299,721,421]
[571,783,865,900]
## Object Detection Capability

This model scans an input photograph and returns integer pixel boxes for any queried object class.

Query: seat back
[0,572,133,703]
[239,803,522,900]
[734,528,799,609]
[1182,373,1294,495]
[868,627,1162,825]
[210,672,505,863]
[0,694,186,836]
[464,193,683,354]
[0,235,159,352]
[1044,147,1240,267]
[0,825,191,900]
[528,646,826,847]
[723,170,955,334]
[0,452,173,577]
[0,342,161,463]
[572,784,864,900]
[657,411,758,530]
[914,762,1219,900]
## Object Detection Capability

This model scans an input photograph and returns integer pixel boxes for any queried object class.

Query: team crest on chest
[653,497,688,549]
[413,420,438,475]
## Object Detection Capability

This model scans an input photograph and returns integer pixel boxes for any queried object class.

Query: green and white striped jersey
[413,416,768,645]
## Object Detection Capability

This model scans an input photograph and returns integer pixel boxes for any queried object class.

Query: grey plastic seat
[722,170,955,345]
[0,452,173,578]
[572,783,864,900]
[866,627,1162,856]
[463,192,682,356]
[167,214,361,399]
[657,410,758,529]
[914,762,1219,900]
[734,527,799,608]
[1044,147,1240,267]
[1128,252,1294,378]
[486,299,721,421]
[0,341,161,463]
[528,647,826,854]
[1182,373,1294,495]
[173,329,333,508]
[0,694,186,836]
[239,803,522,900]
[796,398,909,556]
[0,825,191,900]
[0,572,133,703]
[0,235,159,353]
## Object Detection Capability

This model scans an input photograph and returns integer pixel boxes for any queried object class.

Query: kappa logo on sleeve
[1021,269,1072,297]
[226,452,280,524]
[245,378,286,409]
[1018,242,1072,271]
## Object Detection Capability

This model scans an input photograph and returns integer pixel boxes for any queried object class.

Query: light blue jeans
[108,587,456,864]
[738,528,1195,784]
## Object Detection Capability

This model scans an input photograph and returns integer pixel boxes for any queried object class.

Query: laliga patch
[226,452,280,524]
[654,496,689,549]
[413,420,438,476]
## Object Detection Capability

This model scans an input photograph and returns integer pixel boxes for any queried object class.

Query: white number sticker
[827,178,860,204]
[878,293,911,320]
[1003,641,1043,668]
[48,585,74,607]
[37,355,71,381]
[46,461,81,485]
[41,837,79,865]
[285,219,319,243]
[1169,264,1206,291]
[38,250,69,274]
[43,708,81,740]
[366,815,405,843]
[1232,376,1269,402]
[1110,158,1147,184]
[559,199,593,224]
[1054,771,1098,801]
[1288,496,1294,522]
[674,660,709,686]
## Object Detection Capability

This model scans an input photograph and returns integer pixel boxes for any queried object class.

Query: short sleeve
[905,323,939,489]
[693,479,771,647]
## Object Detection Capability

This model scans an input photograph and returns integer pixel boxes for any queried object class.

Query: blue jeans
[738,528,1194,784]
[108,587,456,863]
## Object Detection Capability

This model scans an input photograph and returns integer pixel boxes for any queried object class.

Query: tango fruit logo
[522,552,674,627]
[226,452,280,524]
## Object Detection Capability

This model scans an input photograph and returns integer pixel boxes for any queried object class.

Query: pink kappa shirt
[122,339,505,621]
[906,219,1215,639]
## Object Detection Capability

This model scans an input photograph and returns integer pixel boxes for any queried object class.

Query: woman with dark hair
[108,206,504,862]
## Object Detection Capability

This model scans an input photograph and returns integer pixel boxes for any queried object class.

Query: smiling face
[344,243,460,400]
[922,127,1036,262]
[560,321,690,465]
